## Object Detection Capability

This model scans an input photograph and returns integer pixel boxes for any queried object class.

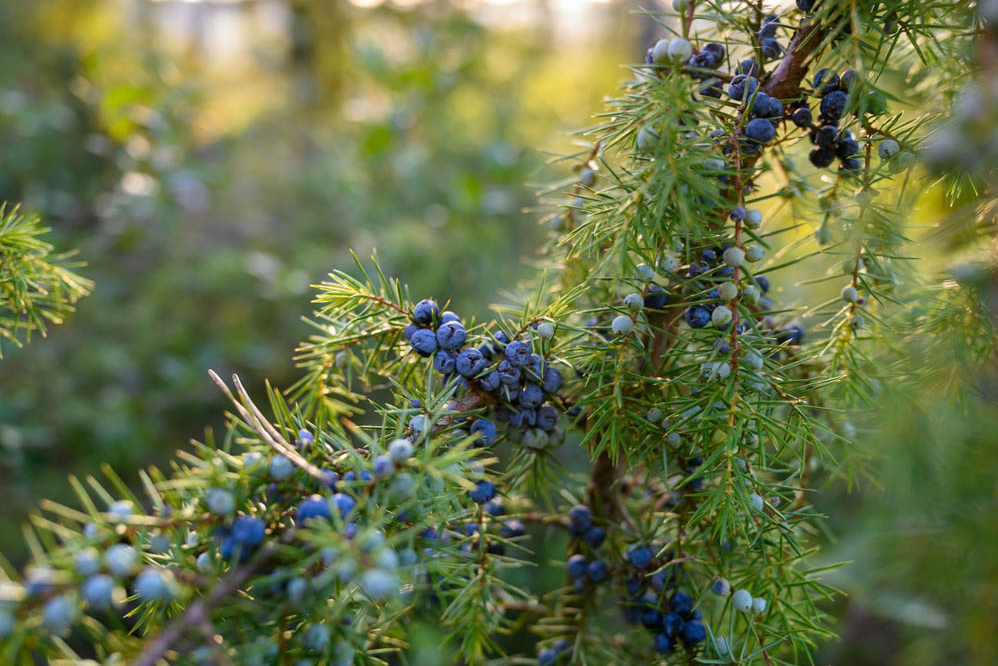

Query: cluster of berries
[563,505,610,591]
[618,547,705,655]
[798,68,863,171]
[404,299,565,454]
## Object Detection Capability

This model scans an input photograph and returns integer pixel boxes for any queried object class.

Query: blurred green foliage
[0,0,630,559]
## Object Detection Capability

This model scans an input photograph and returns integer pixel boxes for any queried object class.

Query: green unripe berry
[744,209,763,229]
[719,282,739,301]
[723,246,745,267]
[537,322,555,339]
[877,138,900,159]
[843,257,864,274]
[744,246,764,263]
[742,284,761,305]
[637,127,659,152]
[611,315,635,336]
[841,285,859,303]
[896,151,915,168]
[205,488,236,516]
[334,351,349,369]
[651,39,671,64]
[647,407,663,423]
[711,305,733,327]
[668,38,693,61]
[624,293,644,312]
[659,256,677,273]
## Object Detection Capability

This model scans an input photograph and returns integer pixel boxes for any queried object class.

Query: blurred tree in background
[0,0,633,558]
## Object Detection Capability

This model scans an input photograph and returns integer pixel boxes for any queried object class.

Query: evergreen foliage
[0,1,994,665]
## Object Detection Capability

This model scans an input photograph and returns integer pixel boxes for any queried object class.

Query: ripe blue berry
[568,505,592,535]
[813,68,840,95]
[797,0,816,12]
[727,74,758,101]
[810,147,836,167]
[106,544,137,578]
[436,321,466,351]
[518,383,544,408]
[567,554,589,579]
[232,516,266,545]
[583,526,606,549]
[410,328,437,357]
[662,611,684,637]
[654,632,677,654]
[402,323,418,340]
[626,544,653,568]
[644,284,669,309]
[777,323,804,345]
[745,118,775,144]
[791,106,813,127]
[440,310,461,325]
[586,559,609,583]
[878,139,900,159]
[712,578,731,595]
[684,306,710,329]
[469,480,496,504]
[820,90,848,121]
[372,455,394,477]
[761,38,781,59]
[537,322,555,339]
[670,591,694,616]
[681,620,707,645]
[42,595,74,635]
[456,348,486,377]
[413,299,440,326]
[504,340,531,366]
[332,493,356,517]
[471,419,498,445]
[297,495,333,524]
[479,369,501,391]
[538,648,557,665]
[388,438,414,461]
[433,350,456,374]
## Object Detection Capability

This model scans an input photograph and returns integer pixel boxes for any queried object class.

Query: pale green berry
[537,322,555,339]
[896,151,915,168]
[304,624,330,652]
[732,588,753,612]
[744,209,763,229]
[148,533,171,554]
[646,407,663,423]
[74,548,101,577]
[672,0,691,10]
[106,544,137,578]
[841,285,859,303]
[196,552,213,573]
[742,284,760,305]
[843,257,864,273]
[134,567,177,602]
[637,127,659,152]
[749,493,764,511]
[287,577,308,605]
[856,189,874,207]
[624,293,644,312]
[82,574,115,610]
[636,263,655,281]
[388,438,414,461]
[815,224,832,246]
[744,246,764,262]
[0,609,14,639]
[666,432,681,446]
[269,455,294,480]
[719,282,739,301]
[743,349,764,370]
[668,38,693,61]
[651,39,671,64]
[877,139,900,159]
[722,246,745,267]
[390,472,415,498]
[334,351,349,369]
[42,595,74,636]
[752,597,768,614]
[711,305,733,327]
[373,547,399,570]
[333,641,355,666]
[522,428,550,450]
[360,568,399,600]
[659,255,677,272]
[701,362,731,380]
[205,488,236,516]
[612,315,635,336]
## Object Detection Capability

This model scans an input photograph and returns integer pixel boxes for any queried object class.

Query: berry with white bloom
[269,455,295,480]
[878,139,900,159]
[304,624,330,652]
[82,574,115,610]
[752,596,768,614]
[205,488,236,516]
[105,544,137,578]
[134,568,177,602]
[612,315,635,336]
[388,438,414,461]
[42,595,74,636]
[749,493,765,511]
[719,282,739,301]
[745,245,765,262]
[723,246,745,267]
[651,39,671,64]
[668,38,693,61]
[744,209,763,229]
[711,305,732,327]
[624,293,644,312]
[842,285,859,303]
[74,548,101,577]
[732,588,753,612]
[537,322,555,339]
